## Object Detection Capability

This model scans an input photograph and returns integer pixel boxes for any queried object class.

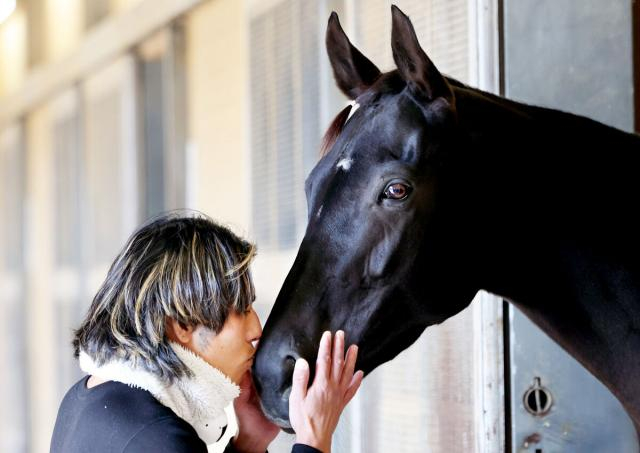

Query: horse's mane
[319,72,405,157]
[320,105,352,157]
[318,73,526,158]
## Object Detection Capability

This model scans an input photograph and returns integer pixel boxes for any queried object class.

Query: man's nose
[249,309,263,343]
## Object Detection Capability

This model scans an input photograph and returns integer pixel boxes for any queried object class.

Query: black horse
[253,5,640,436]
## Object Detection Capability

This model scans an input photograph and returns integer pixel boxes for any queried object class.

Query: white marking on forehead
[336,157,353,171]
[316,205,323,218]
[346,100,360,122]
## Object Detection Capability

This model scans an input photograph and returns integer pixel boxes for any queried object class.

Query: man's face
[193,305,262,384]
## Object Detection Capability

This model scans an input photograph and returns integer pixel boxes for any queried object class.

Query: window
[249,3,344,449]
[250,0,322,251]
[51,89,84,404]
[353,0,470,80]
[0,123,28,453]
[137,26,187,221]
[140,54,167,218]
[82,55,139,288]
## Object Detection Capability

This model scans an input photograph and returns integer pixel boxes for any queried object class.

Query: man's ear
[165,317,194,345]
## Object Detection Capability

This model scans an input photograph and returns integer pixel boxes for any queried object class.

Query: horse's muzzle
[252,340,298,427]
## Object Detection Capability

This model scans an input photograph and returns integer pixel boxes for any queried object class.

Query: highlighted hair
[73,211,256,382]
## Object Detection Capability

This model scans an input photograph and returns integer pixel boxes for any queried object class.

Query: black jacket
[51,376,319,453]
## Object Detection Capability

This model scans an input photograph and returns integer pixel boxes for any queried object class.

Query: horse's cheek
[367,238,394,278]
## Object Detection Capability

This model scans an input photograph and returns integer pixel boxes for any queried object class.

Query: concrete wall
[0,7,27,96]
[24,105,57,453]
[184,0,250,232]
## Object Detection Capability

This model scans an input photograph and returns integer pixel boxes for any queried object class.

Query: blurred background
[0,0,638,452]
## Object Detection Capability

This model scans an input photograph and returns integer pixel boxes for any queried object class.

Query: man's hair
[73,211,256,382]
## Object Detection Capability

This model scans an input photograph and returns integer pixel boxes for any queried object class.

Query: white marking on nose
[336,158,353,171]
[316,205,323,218]
[346,100,360,122]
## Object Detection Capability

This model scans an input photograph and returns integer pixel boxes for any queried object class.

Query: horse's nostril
[279,355,298,393]
[284,355,297,368]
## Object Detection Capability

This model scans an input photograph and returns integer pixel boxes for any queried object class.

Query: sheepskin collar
[79,342,240,445]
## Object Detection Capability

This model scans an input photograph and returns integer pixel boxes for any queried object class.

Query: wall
[24,105,56,453]
[185,0,250,232]
[0,6,27,96]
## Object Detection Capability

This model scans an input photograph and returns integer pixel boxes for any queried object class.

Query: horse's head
[254,6,481,427]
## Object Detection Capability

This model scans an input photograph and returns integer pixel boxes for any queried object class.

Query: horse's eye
[383,182,411,200]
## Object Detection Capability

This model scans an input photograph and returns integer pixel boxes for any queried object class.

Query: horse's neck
[493,250,640,424]
[461,89,640,426]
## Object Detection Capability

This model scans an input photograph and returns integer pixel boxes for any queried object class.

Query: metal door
[503,1,638,451]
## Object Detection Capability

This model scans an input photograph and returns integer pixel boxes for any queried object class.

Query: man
[51,212,363,453]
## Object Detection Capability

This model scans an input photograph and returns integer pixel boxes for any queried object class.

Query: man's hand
[289,331,364,453]
[232,371,280,453]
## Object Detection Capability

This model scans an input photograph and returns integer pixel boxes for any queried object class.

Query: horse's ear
[326,12,381,99]
[391,5,453,103]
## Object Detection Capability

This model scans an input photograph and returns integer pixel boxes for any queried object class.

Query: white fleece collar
[79,342,240,445]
